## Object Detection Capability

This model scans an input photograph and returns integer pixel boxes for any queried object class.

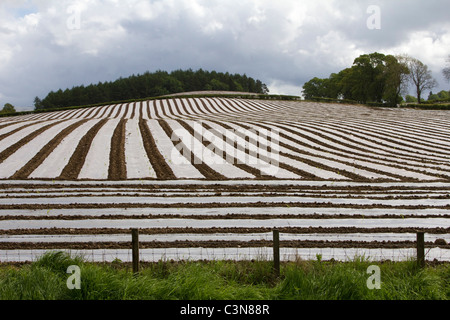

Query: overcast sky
[1,0,449,111]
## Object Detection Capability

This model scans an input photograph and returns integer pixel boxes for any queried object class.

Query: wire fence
[1,230,448,265]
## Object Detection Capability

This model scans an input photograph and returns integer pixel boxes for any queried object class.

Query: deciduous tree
[405,56,437,104]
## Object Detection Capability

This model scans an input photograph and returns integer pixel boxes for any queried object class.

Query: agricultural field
[0,96,449,263]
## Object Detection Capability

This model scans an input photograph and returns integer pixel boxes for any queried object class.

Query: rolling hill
[0,94,448,263]
[1,96,450,182]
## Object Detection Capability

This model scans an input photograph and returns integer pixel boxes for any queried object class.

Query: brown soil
[59,119,108,180]
[1,182,449,192]
[253,122,410,181]
[1,240,448,250]
[0,120,66,164]
[0,202,448,210]
[11,120,89,179]
[230,121,367,181]
[138,118,176,179]
[108,118,127,180]
[325,119,450,156]
[2,192,449,200]
[171,99,185,116]
[0,213,446,221]
[152,101,162,119]
[129,103,136,119]
[1,226,448,236]
[0,98,449,261]
[0,121,46,142]
[270,122,450,180]
[157,119,227,180]
[178,120,268,179]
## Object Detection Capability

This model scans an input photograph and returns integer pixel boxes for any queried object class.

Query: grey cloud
[1,0,449,111]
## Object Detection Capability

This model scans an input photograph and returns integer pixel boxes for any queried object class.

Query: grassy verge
[0,251,448,300]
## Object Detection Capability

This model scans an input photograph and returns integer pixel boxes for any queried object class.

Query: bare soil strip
[172,99,185,116]
[65,108,85,120]
[58,119,109,180]
[208,120,326,180]
[366,118,450,143]
[79,106,98,119]
[0,122,20,131]
[0,202,448,210]
[103,105,116,119]
[152,101,161,119]
[138,118,176,179]
[124,103,132,119]
[331,118,450,153]
[157,119,226,180]
[2,191,449,199]
[87,106,103,119]
[145,101,152,119]
[177,99,191,116]
[2,182,450,192]
[1,213,446,221]
[230,121,387,182]
[295,129,450,180]
[296,121,450,163]
[1,99,449,262]
[162,100,175,118]
[185,99,202,117]
[1,226,447,236]
[1,240,447,250]
[0,121,66,164]
[178,120,265,179]
[0,121,45,142]
[206,98,230,114]
[139,102,144,119]
[130,103,136,119]
[108,118,127,180]
[0,121,38,134]
[287,119,449,165]
[257,122,423,181]
[11,120,89,179]
[58,108,80,120]
[318,120,450,156]
[196,98,218,115]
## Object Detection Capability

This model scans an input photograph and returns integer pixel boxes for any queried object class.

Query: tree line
[34,69,269,110]
[302,52,449,106]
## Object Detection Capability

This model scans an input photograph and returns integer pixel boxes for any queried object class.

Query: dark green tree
[303,52,414,106]
[35,69,268,110]
[34,97,43,110]
[301,77,328,100]
[383,55,410,106]
[1,103,16,114]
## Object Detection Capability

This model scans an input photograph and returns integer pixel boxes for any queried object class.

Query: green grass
[0,251,448,300]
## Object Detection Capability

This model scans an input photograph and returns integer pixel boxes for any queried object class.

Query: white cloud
[0,0,449,110]
[392,29,450,67]
[268,80,301,97]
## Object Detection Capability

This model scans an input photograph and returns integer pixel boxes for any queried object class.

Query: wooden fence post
[417,232,425,268]
[132,228,140,274]
[273,229,280,277]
